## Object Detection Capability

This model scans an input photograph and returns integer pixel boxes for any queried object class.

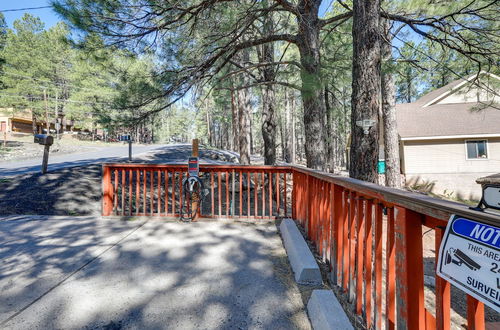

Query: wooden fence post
[333,184,344,286]
[395,206,425,329]
[467,296,485,330]
[292,171,297,220]
[306,174,312,236]
[435,226,451,330]
[102,165,113,216]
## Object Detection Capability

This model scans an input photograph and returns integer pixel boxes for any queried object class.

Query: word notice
[437,215,500,312]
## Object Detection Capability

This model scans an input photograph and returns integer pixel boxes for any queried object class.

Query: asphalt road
[0,216,311,329]
[0,144,167,177]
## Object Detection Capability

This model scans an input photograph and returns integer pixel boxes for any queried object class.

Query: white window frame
[465,139,489,160]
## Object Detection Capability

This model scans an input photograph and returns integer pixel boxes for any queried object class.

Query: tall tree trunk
[260,7,277,165]
[381,19,401,188]
[150,115,154,143]
[291,94,296,163]
[237,50,251,165]
[297,0,326,170]
[205,99,212,146]
[406,75,412,103]
[350,0,381,182]
[225,121,230,150]
[324,87,335,172]
[280,112,286,161]
[249,110,254,155]
[31,112,38,135]
[230,87,239,152]
[261,79,276,165]
[284,89,295,163]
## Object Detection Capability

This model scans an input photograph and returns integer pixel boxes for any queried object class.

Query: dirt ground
[0,164,103,216]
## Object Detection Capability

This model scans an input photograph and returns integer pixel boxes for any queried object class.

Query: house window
[466,140,488,159]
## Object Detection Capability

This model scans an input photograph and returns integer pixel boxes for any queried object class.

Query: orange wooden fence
[102,163,499,329]
[102,164,292,219]
[292,166,498,330]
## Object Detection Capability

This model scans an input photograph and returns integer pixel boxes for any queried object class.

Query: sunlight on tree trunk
[381,19,402,188]
[349,0,381,183]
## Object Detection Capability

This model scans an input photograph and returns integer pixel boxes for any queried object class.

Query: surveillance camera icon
[445,248,481,271]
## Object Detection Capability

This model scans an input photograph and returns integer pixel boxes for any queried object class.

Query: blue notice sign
[452,219,500,249]
[437,215,500,312]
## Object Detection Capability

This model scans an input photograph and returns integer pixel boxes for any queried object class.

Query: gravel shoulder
[0,139,105,162]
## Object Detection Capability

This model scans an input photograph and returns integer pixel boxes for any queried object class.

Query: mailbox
[34,134,54,146]
[472,174,500,211]
[479,185,500,210]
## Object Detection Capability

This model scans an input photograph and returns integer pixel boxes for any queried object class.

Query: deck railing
[102,164,292,219]
[102,163,499,329]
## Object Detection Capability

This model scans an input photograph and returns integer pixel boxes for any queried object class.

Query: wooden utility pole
[55,91,59,140]
[44,89,49,134]
[191,138,200,221]
[192,138,199,157]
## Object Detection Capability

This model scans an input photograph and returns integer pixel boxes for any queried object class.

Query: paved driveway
[0,216,310,329]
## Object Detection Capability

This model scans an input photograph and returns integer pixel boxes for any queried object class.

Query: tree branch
[272,0,300,16]
[319,11,353,28]
[217,80,301,91]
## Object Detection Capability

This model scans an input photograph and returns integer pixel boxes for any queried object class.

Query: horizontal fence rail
[102,164,293,219]
[102,163,499,329]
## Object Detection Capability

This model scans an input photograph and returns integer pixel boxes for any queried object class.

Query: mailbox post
[34,134,54,174]
[128,139,132,161]
[119,135,132,161]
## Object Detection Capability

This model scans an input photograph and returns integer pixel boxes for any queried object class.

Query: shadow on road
[0,218,310,329]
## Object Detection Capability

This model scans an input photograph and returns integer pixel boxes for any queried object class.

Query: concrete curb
[307,290,353,330]
[279,218,322,285]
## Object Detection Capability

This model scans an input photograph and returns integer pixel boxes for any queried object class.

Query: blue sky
[1,0,59,29]
[2,0,333,29]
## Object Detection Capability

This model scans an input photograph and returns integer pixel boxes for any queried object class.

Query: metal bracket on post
[355,119,376,135]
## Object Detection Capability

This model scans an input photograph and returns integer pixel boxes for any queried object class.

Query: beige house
[0,108,79,135]
[396,72,500,200]
[0,108,35,134]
